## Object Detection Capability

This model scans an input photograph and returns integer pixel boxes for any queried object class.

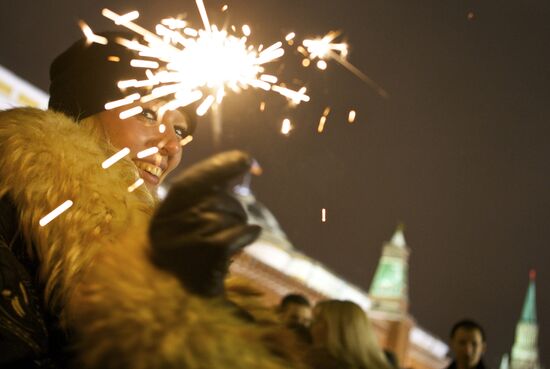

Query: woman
[0,32,300,369]
[308,300,394,369]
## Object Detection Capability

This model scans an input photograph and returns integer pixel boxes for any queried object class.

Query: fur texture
[0,108,298,369]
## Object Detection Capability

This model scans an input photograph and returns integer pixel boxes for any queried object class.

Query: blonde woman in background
[308,300,395,369]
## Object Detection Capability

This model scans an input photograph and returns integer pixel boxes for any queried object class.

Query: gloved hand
[149,151,262,297]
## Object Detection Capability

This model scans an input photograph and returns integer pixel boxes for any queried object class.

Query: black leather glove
[149,151,262,297]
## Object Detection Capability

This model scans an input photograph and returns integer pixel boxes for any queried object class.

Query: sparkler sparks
[96,2,313,123]
[128,178,145,192]
[317,107,331,133]
[180,135,194,146]
[137,147,160,158]
[321,208,327,222]
[39,200,74,227]
[348,110,356,123]
[120,106,143,119]
[79,21,108,45]
[281,118,292,135]
[102,147,131,169]
[104,93,140,110]
[302,31,389,98]
[84,1,384,140]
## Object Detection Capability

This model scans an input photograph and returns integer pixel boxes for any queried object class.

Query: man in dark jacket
[446,320,489,369]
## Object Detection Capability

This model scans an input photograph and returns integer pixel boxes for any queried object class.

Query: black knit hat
[48,31,196,132]
[49,31,147,120]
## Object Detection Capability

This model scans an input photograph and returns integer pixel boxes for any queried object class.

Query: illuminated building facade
[0,65,48,109]
[232,183,449,369]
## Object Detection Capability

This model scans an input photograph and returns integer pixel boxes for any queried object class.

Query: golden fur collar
[0,107,154,310]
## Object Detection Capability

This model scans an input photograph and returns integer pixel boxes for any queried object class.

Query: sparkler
[79,1,387,139]
[94,3,310,122]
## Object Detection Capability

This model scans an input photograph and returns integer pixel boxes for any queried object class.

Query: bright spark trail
[92,3,310,121]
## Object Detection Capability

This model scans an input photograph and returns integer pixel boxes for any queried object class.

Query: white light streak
[137,147,160,158]
[119,106,143,119]
[318,107,331,132]
[196,95,215,116]
[159,124,166,133]
[281,118,292,135]
[102,147,131,169]
[39,200,73,227]
[260,74,278,84]
[260,101,266,112]
[115,11,140,25]
[180,135,194,146]
[317,60,327,70]
[130,59,160,69]
[183,27,199,37]
[128,178,145,192]
[78,21,108,45]
[196,0,212,32]
[118,79,137,89]
[104,93,140,110]
[161,18,187,29]
[271,85,310,104]
[318,116,327,133]
[221,4,228,12]
[242,25,251,36]
[321,208,327,222]
[348,110,356,123]
[285,32,296,41]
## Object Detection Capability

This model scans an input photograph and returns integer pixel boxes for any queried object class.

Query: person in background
[279,293,313,329]
[446,320,489,369]
[307,299,393,369]
[278,293,314,344]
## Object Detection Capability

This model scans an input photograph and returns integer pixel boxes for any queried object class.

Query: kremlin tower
[368,224,411,315]
[501,271,541,369]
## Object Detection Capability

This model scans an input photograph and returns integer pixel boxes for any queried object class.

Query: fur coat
[0,107,301,369]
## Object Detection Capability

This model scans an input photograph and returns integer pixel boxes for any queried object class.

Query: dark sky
[1,0,549,366]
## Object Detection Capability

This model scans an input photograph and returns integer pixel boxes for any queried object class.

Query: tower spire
[368,223,410,316]
[390,223,406,248]
[509,270,541,369]
[520,270,537,324]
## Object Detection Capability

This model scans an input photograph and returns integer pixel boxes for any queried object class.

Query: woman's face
[94,101,192,193]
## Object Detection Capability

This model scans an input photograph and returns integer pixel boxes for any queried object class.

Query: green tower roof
[520,270,537,323]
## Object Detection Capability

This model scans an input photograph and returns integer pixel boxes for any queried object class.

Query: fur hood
[0,108,301,369]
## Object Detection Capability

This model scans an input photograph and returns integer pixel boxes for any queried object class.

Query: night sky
[1,0,548,366]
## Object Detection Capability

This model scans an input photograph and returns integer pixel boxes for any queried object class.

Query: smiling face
[94,101,193,193]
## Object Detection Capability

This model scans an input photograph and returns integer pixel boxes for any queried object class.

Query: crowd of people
[276,294,488,369]
[0,32,490,369]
